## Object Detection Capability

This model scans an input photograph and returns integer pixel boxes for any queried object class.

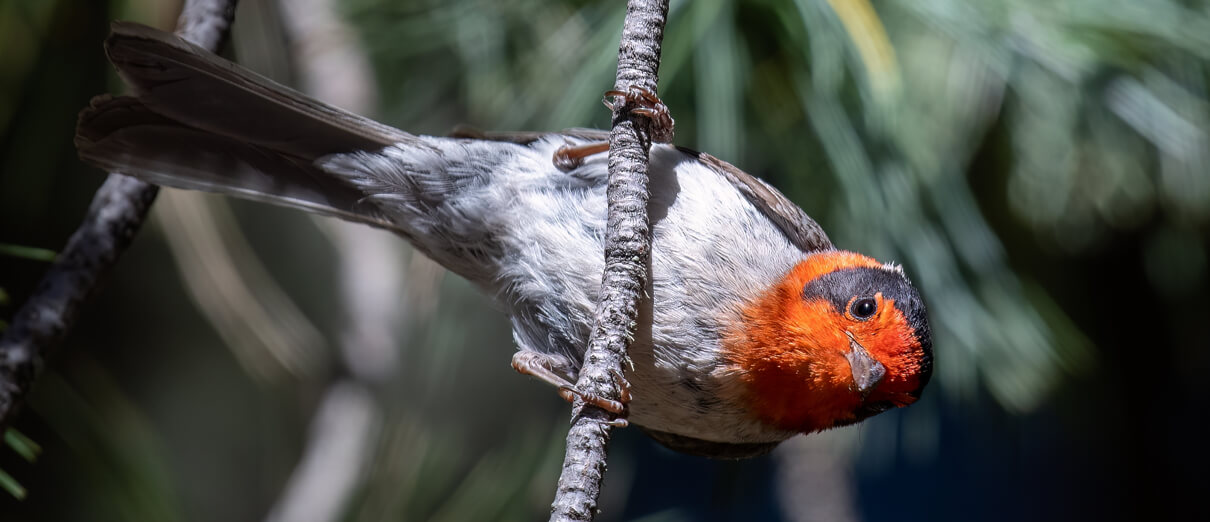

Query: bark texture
[0,0,239,430]
[548,1,670,520]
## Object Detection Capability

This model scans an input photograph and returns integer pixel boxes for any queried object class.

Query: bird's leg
[511,351,629,424]
[553,141,610,171]
[552,86,676,171]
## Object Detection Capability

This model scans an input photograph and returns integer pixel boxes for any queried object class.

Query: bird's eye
[850,297,877,319]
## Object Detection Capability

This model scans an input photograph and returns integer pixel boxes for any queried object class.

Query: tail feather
[74,21,414,232]
[102,21,409,156]
[78,94,401,228]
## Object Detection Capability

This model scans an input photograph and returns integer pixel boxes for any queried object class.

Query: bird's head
[724,250,932,434]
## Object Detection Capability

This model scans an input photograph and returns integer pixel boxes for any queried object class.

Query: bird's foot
[603,85,675,143]
[552,86,675,170]
[512,351,629,426]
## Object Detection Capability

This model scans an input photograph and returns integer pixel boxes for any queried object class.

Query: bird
[75,21,933,459]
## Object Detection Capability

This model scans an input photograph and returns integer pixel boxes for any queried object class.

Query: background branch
[262,0,402,519]
[0,0,239,431]
[548,0,670,520]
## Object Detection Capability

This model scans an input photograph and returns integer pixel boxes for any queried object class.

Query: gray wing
[454,128,833,253]
[676,147,833,253]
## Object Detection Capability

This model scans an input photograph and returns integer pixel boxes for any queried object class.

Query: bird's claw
[557,367,631,419]
[603,86,675,143]
[552,141,610,171]
[512,351,629,424]
[558,385,627,419]
[551,86,674,170]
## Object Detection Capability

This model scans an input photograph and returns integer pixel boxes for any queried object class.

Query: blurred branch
[261,1,399,520]
[0,0,239,431]
[153,192,324,382]
[264,381,379,522]
[280,0,410,380]
[549,1,669,520]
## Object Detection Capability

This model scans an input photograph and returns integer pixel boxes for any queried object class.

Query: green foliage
[0,429,41,500]
[29,369,185,521]
[4,429,40,463]
[0,243,56,262]
[0,468,24,500]
[0,0,62,135]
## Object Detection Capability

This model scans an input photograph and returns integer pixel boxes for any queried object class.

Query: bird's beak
[845,332,886,396]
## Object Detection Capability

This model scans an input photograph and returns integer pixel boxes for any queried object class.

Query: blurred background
[1,0,1208,520]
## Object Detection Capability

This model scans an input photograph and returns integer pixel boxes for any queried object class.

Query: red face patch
[723,251,930,433]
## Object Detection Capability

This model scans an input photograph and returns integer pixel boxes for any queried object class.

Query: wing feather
[677,147,833,253]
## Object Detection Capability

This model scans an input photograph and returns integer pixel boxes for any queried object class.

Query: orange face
[724,250,933,434]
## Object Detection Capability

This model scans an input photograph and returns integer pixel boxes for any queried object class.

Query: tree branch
[548,1,670,520]
[0,0,239,431]
[264,2,397,520]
